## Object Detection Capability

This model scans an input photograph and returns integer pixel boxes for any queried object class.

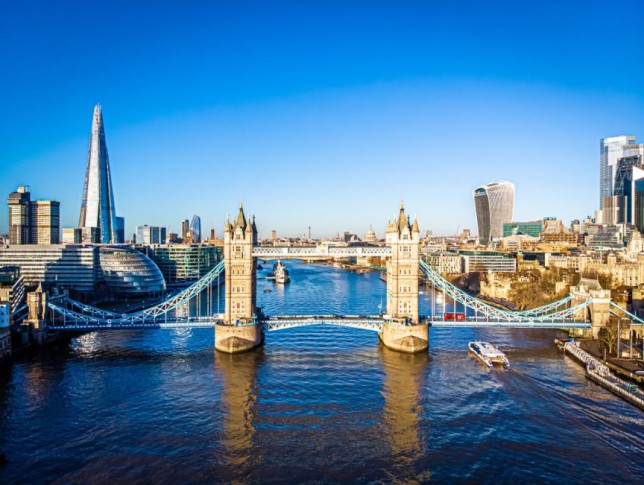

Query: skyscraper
[78,104,123,243]
[600,135,644,210]
[7,186,60,245]
[473,181,515,245]
[181,219,190,241]
[189,215,201,243]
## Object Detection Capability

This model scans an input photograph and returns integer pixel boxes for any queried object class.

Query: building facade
[460,250,517,273]
[136,225,167,245]
[189,215,202,243]
[0,245,165,296]
[600,135,644,209]
[473,181,515,245]
[503,220,542,238]
[7,186,60,245]
[146,244,221,282]
[78,104,124,243]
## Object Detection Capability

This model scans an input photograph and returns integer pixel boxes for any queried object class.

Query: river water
[0,262,642,483]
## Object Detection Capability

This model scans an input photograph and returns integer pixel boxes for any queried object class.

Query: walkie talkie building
[78,104,123,243]
[473,181,515,245]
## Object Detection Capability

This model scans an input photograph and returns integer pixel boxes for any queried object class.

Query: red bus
[443,312,466,321]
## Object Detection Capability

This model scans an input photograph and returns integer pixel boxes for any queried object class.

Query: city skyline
[1,2,643,238]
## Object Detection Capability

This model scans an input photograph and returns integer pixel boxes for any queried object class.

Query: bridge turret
[381,203,428,353]
[218,204,263,353]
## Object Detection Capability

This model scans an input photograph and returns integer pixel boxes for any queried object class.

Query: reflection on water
[380,345,431,483]
[214,350,262,481]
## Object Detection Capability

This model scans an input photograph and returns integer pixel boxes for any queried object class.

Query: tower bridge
[44,203,643,354]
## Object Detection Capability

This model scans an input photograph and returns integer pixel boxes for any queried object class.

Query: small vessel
[468,341,510,368]
[257,264,264,270]
[263,288,272,293]
[273,260,290,284]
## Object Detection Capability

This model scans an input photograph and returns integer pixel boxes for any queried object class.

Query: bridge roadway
[48,314,592,332]
[252,246,392,259]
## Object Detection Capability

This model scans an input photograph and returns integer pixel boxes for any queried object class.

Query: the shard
[78,104,121,243]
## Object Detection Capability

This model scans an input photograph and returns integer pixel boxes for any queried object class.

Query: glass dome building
[99,246,166,295]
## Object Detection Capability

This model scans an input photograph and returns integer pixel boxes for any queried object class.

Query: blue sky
[1,1,643,239]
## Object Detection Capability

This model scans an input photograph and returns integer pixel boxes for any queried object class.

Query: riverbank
[556,338,644,410]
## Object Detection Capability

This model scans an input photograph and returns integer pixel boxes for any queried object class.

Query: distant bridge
[253,245,392,259]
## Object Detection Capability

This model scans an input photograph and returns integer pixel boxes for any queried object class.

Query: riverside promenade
[563,341,644,411]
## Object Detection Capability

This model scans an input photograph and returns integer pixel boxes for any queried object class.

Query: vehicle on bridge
[444,312,466,321]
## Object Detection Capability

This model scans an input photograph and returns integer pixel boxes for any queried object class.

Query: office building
[78,104,124,243]
[181,219,190,240]
[136,225,167,245]
[189,215,201,243]
[0,266,26,318]
[0,245,165,295]
[99,246,166,295]
[600,135,644,209]
[7,186,60,245]
[144,244,221,282]
[502,220,543,238]
[0,302,10,362]
[0,245,102,291]
[62,228,82,244]
[460,251,517,273]
[473,181,515,245]
[30,200,60,244]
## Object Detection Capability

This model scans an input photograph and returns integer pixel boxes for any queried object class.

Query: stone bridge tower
[216,204,263,353]
[381,203,428,353]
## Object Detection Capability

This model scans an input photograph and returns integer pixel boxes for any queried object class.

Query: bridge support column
[381,203,428,353]
[215,322,263,353]
[217,204,263,354]
[380,321,429,353]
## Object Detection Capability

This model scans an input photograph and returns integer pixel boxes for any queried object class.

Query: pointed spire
[412,217,419,233]
[398,203,409,233]
[235,202,247,231]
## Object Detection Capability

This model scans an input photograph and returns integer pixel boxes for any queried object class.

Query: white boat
[273,260,290,284]
[468,341,510,367]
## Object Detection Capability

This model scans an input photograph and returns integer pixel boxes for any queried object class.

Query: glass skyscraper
[78,104,123,243]
[189,215,201,243]
[473,181,515,245]
[599,135,644,210]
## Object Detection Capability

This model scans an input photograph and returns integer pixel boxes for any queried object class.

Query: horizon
[1,1,643,239]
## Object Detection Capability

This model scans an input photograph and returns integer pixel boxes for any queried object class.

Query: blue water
[0,262,642,483]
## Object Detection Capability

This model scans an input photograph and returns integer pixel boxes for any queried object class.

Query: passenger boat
[273,260,291,284]
[468,341,510,367]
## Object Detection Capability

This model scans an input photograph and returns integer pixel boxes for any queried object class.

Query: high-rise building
[78,104,123,243]
[30,201,60,244]
[7,186,31,245]
[189,215,201,243]
[136,225,167,245]
[473,181,515,245]
[181,219,190,241]
[7,186,60,245]
[600,135,644,209]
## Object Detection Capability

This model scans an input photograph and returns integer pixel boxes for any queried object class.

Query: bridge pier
[215,322,263,353]
[379,321,429,353]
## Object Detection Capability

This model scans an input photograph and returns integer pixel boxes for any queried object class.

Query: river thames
[0,262,642,483]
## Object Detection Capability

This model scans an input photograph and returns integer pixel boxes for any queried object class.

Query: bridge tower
[215,204,263,353]
[380,203,429,353]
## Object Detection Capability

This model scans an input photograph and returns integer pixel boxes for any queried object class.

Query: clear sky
[1,1,643,239]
